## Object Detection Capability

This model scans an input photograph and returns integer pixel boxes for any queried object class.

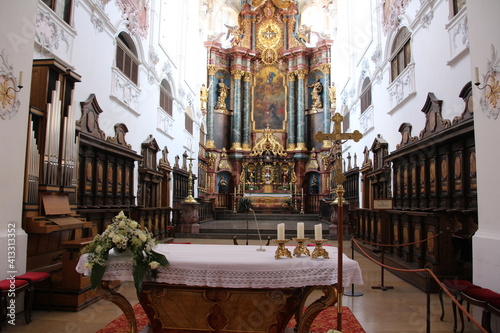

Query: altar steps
[175,214,340,240]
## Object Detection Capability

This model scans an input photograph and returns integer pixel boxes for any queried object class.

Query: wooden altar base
[139,283,338,333]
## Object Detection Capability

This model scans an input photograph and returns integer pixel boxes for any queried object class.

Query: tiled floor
[1,238,485,333]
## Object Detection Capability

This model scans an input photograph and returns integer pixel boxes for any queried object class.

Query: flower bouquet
[81,211,169,292]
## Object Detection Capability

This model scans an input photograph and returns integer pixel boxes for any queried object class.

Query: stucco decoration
[479,44,500,120]
[382,0,410,34]
[116,0,149,39]
[35,7,71,56]
[0,51,21,120]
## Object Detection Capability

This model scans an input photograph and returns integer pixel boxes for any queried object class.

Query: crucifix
[314,112,362,332]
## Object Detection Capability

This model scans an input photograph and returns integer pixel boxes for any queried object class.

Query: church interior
[1,0,499,332]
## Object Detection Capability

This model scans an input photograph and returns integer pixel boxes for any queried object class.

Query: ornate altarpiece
[203,0,334,207]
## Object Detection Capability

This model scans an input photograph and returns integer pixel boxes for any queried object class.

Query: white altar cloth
[76,243,363,289]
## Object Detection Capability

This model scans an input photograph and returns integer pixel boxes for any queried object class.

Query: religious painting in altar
[253,65,286,131]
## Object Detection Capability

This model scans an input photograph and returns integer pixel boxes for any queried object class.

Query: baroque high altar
[202,0,335,208]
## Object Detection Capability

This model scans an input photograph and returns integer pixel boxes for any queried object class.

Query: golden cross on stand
[314,112,362,332]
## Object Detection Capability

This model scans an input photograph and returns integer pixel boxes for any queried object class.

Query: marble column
[321,64,331,134]
[287,71,296,150]
[206,65,217,148]
[242,72,252,150]
[296,69,308,150]
[231,69,244,150]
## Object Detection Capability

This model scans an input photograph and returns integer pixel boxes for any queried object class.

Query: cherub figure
[225,24,244,47]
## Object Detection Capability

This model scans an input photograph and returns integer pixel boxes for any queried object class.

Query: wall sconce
[6,71,24,93]
[474,67,493,90]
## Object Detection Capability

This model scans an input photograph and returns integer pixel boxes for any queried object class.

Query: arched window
[159,80,173,116]
[116,32,139,85]
[390,27,411,82]
[360,77,372,113]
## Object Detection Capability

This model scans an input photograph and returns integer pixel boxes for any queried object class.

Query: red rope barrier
[351,238,487,333]
[353,231,442,248]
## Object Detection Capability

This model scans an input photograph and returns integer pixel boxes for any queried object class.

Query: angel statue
[296,24,311,45]
[224,24,244,47]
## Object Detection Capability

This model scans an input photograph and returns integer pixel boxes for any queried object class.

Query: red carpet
[97,303,365,333]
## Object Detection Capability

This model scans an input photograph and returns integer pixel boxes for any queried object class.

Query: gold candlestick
[311,239,329,259]
[273,239,292,259]
[292,238,310,257]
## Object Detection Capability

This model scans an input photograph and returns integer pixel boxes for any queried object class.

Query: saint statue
[329,84,336,109]
[308,79,323,109]
[215,82,230,110]
[200,83,209,110]
[218,175,228,193]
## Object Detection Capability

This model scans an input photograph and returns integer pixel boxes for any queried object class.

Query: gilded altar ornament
[293,238,310,257]
[273,239,292,259]
[311,239,329,259]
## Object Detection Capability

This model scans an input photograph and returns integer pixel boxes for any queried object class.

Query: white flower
[95,245,102,253]
[138,231,147,242]
[149,261,160,269]
[108,231,115,239]
[119,220,126,228]
[112,234,122,244]
[129,221,138,228]
[116,211,126,219]
[84,262,93,270]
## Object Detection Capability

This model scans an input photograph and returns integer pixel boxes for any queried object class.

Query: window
[452,0,466,16]
[390,27,411,82]
[116,32,139,85]
[159,80,173,116]
[342,108,350,132]
[42,0,72,23]
[360,78,372,113]
[185,106,194,135]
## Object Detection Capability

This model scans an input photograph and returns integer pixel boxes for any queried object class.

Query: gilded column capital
[207,65,218,76]
[319,63,331,74]
[296,69,308,80]
[243,72,253,82]
[287,72,296,82]
[231,69,244,80]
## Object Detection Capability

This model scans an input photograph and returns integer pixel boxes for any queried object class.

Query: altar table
[77,243,363,333]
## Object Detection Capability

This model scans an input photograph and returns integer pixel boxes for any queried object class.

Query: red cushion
[463,288,500,303]
[0,279,29,290]
[443,279,480,292]
[15,272,51,281]
[489,298,500,310]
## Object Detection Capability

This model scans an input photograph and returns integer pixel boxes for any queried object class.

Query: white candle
[297,222,304,239]
[18,71,23,87]
[475,67,480,84]
[314,224,322,241]
[277,223,285,240]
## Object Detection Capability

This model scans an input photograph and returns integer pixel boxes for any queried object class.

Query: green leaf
[133,264,147,292]
[151,251,169,267]
[90,264,107,290]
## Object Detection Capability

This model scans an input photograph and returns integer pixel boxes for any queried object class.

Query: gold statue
[308,79,323,109]
[200,83,209,110]
[329,84,336,108]
[215,82,230,110]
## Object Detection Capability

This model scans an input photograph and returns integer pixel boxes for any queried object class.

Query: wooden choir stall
[350,84,477,291]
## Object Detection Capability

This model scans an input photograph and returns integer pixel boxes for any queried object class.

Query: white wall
[0,1,38,280]
[468,0,500,295]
